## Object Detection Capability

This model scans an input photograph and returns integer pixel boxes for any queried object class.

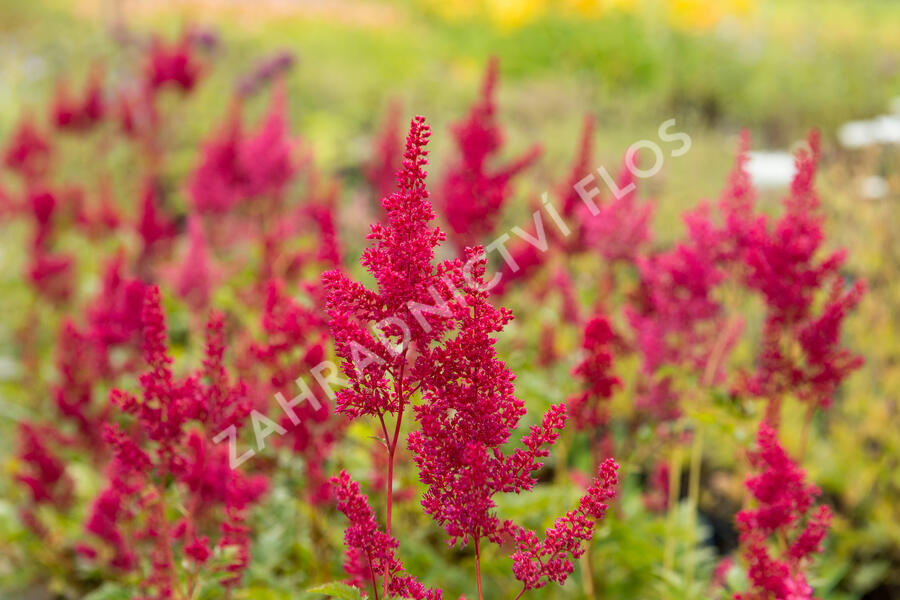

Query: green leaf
[82,584,132,600]
[307,582,364,600]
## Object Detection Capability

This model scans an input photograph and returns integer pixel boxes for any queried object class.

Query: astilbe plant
[325,115,618,600]
[83,286,266,598]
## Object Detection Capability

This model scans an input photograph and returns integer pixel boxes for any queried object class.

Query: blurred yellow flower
[422,0,753,29]
[667,0,753,30]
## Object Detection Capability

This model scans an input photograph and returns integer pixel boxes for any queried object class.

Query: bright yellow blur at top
[423,0,754,30]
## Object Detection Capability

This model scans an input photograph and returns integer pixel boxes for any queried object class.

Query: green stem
[685,428,704,590]
[663,443,682,571]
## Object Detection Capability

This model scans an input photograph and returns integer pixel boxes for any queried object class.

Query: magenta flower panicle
[735,422,831,600]
[440,58,541,250]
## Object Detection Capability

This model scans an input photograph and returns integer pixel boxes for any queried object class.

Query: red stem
[474,537,485,600]
[367,550,382,600]
[383,353,408,597]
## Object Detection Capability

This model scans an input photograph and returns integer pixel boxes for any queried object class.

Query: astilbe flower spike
[740,132,865,413]
[137,179,178,263]
[170,215,219,311]
[324,115,451,421]
[189,82,297,215]
[509,458,618,593]
[332,470,443,600]
[323,116,456,580]
[247,278,341,505]
[440,58,541,250]
[15,422,74,534]
[735,422,831,600]
[410,250,619,595]
[53,320,108,450]
[568,313,622,431]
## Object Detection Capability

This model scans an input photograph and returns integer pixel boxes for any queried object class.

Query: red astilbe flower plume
[144,34,204,94]
[3,116,52,181]
[578,162,653,264]
[739,132,865,411]
[327,115,619,597]
[198,310,252,432]
[561,115,596,220]
[440,58,541,249]
[568,313,622,430]
[302,178,343,269]
[169,215,220,311]
[188,101,245,214]
[88,251,147,363]
[625,215,739,420]
[110,285,197,469]
[51,67,105,132]
[53,320,109,450]
[333,471,443,599]
[410,250,583,546]
[240,81,296,200]
[24,187,75,303]
[15,422,74,534]
[323,115,456,421]
[493,116,596,294]
[509,458,618,592]
[189,83,298,215]
[735,423,831,600]
[136,179,177,262]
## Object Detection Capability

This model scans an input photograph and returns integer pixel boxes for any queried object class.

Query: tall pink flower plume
[248,279,341,505]
[740,132,865,411]
[171,216,219,311]
[15,423,74,534]
[509,459,618,591]
[440,58,541,250]
[735,423,831,600]
[328,115,619,597]
[323,115,454,421]
[137,179,177,260]
[568,314,622,430]
[189,83,297,215]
